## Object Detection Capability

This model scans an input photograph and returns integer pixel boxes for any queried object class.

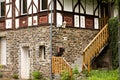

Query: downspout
[118,0,120,80]
[118,1,120,80]
[50,0,53,80]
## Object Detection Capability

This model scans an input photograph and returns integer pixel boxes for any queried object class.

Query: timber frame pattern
[0,0,109,30]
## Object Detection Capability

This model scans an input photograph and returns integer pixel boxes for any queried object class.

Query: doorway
[0,38,6,65]
[20,47,30,79]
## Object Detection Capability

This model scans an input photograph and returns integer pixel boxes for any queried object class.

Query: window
[21,0,27,14]
[41,0,47,10]
[39,46,46,60]
[0,1,5,17]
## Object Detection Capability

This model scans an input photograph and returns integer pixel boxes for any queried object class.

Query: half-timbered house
[0,0,118,79]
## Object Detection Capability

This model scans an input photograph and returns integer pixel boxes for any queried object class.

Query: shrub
[0,72,3,78]
[61,70,71,80]
[108,17,119,69]
[32,71,47,80]
[32,71,42,79]
[72,65,79,74]
[12,74,19,79]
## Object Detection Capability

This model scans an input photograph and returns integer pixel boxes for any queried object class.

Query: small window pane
[39,46,46,60]
[1,2,5,16]
[42,0,47,10]
[22,0,27,14]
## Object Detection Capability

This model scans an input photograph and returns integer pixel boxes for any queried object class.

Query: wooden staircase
[52,17,109,75]
[82,24,109,73]
[52,56,72,76]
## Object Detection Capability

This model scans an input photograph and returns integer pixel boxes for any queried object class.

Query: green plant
[61,70,71,80]
[72,65,79,74]
[0,72,3,78]
[32,71,47,80]
[108,17,119,69]
[87,69,118,80]
[12,74,19,79]
[32,71,42,79]
[71,65,80,80]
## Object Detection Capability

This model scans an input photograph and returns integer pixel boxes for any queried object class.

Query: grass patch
[87,69,119,80]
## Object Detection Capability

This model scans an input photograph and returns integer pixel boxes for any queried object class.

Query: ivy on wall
[108,17,119,69]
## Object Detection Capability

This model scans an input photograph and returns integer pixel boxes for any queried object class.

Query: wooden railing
[52,56,72,76]
[99,17,108,29]
[82,24,109,73]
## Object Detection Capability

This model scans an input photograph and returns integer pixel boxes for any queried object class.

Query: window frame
[40,0,48,11]
[39,46,46,60]
[0,1,5,17]
[21,0,27,15]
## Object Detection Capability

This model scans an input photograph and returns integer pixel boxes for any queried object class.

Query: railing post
[82,52,85,70]
[82,24,109,73]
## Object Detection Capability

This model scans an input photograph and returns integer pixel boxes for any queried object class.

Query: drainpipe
[50,0,53,80]
[118,1,120,80]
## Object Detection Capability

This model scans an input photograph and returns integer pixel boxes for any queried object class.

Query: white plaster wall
[73,0,77,7]
[80,16,85,28]
[59,0,63,4]
[0,38,6,65]
[81,1,85,10]
[15,19,19,29]
[33,5,37,13]
[6,5,12,18]
[80,1,85,13]
[86,1,93,15]
[94,18,99,29]
[74,15,79,27]
[80,6,84,13]
[64,0,72,12]
[56,13,62,27]
[74,0,79,13]
[15,0,20,17]
[27,0,32,14]
[94,0,98,16]
[57,1,62,10]
[48,0,53,10]
[49,13,53,24]
[28,17,32,26]
[6,19,12,29]
[5,0,10,3]
[95,9,98,16]
[75,5,79,13]
[34,0,38,8]
[33,0,38,13]
[33,16,38,25]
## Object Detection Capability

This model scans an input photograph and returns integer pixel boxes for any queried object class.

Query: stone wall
[0,26,51,79]
[52,27,98,65]
[0,26,99,79]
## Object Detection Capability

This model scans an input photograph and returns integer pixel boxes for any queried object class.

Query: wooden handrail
[52,56,72,76]
[82,24,109,73]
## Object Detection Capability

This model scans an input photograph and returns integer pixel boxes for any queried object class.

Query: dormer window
[40,0,47,11]
[0,1,5,17]
[21,0,27,14]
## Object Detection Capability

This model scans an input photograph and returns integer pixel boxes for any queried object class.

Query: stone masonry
[0,26,98,79]
[52,27,98,71]
[0,26,51,79]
